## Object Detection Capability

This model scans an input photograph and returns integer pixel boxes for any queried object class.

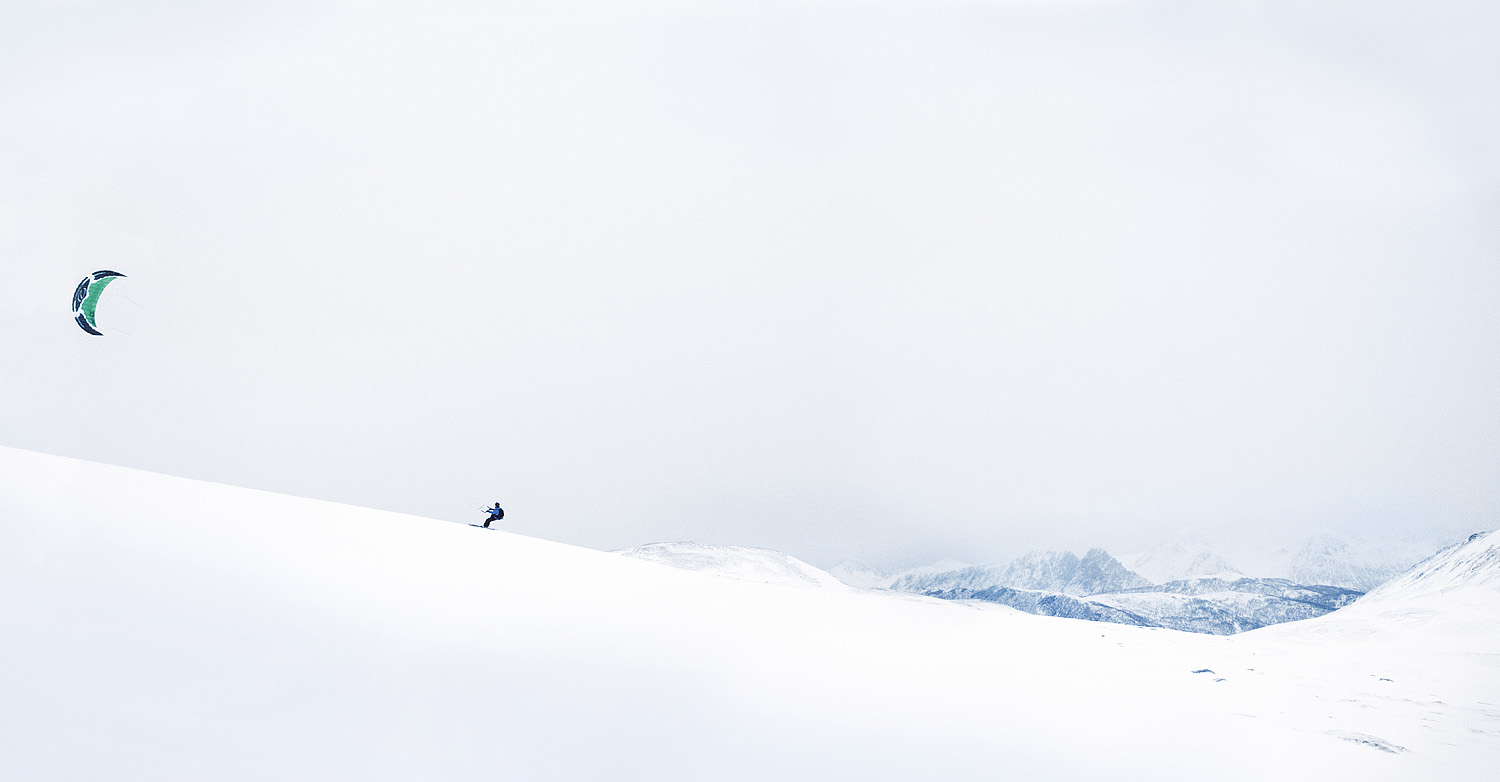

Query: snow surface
[2,445,1497,781]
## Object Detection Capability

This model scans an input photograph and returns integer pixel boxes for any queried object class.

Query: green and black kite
[71,270,126,335]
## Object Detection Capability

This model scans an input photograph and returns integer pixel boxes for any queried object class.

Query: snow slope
[1361,531,1500,599]
[2,446,1496,781]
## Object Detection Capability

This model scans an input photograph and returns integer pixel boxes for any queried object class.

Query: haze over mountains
[1118,542,1244,583]
[887,549,1154,596]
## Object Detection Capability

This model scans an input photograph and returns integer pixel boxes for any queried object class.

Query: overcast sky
[3,0,1497,570]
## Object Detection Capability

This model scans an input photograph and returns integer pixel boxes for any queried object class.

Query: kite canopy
[71,270,126,336]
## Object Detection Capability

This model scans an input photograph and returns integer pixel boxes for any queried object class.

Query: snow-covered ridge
[886,548,1152,596]
[615,542,844,588]
[1361,530,1500,602]
[1257,529,1500,656]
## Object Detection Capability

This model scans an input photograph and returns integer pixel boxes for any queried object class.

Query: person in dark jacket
[482,503,505,528]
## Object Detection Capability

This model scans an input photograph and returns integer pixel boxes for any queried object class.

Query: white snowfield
[2,446,1496,781]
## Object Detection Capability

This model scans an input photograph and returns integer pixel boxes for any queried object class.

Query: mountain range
[619,541,1408,635]
[886,549,1153,596]
[640,539,1425,636]
[836,542,1408,635]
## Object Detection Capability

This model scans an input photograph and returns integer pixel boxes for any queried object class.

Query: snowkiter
[482,503,504,528]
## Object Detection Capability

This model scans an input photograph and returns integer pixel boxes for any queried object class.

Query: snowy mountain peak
[888,549,1150,596]
[1280,536,1412,592]
[1121,542,1243,584]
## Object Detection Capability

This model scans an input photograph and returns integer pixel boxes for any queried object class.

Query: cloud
[3,0,1497,568]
